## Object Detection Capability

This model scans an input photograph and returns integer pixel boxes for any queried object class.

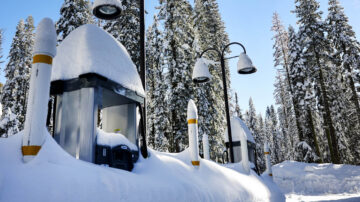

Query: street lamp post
[93,0,148,158]
[192,42,256,163]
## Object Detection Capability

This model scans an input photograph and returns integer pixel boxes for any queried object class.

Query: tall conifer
[158,0,195,152]
[56,0,93,43]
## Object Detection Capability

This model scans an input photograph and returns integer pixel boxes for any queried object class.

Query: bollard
[22,18,57,163]
[202,133,210,160]
[187,99,200,167]
[240,126,250,174]
[264,142,273,177]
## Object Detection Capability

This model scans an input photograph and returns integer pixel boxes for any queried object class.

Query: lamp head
[192,58,212,84]
[237,53,257,74]
[93,0,122,20]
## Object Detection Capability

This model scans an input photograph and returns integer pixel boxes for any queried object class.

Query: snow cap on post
[192,58,212,83]
[33,18,57,58]
[187,99,200,167]
[187,99,198,120]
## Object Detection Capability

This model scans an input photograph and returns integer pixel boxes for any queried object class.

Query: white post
[264,142,273,177]
[187,99,199,167]
[202,133,210,160]
[240,129,250,174]
[22,18,57,163]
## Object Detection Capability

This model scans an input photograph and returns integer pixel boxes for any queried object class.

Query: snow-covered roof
[51,24,145,97]
[224,117,255,143]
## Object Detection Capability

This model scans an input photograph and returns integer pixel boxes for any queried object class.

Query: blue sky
[0,0,359,115]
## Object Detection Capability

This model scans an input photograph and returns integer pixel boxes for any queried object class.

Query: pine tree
[326,0,360,163]
[287,25,319,162]
[13,16,34,129]
[0,17,34,132]
[245,98,265,171]
[273,71,297,160]
[193,0,232,160]
[264,105,282,164]
[234,93,243,119]
[256,113,266,172]
[102,0,140,69]
[294,0,340,163]
[0,29,3,66]
[158,0,195,152]
[146,15,170,152]
[56,0,93,43]
[0,108,19,138]
[271,12,303,139]
[1,20,25,115]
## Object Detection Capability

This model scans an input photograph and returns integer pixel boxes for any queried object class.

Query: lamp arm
[199,48,222,59]
[222,42,247,56]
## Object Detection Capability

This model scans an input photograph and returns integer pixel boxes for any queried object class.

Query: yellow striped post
[187,119,198,124]
[191,161,200,166]
[33,54,53,64]
[187,99,200,168]
[22,145,41,156]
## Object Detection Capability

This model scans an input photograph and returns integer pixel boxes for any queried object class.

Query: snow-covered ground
[0,132,284,202]
[273,161,360,201]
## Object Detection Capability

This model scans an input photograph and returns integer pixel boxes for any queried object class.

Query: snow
[32,18,57,57]
[272,161,360,201]
[96,128,137,150]
[224,117,255,143]
[0,131,284,202]
[51,24,145,97]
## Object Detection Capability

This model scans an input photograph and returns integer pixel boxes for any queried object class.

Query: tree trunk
[307,108,322,163]
[315,51,340,164]
[343,46,360,126]
[282,49,304,141]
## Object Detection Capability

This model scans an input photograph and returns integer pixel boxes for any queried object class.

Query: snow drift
[0,132,284,202]
[273,161,360,195]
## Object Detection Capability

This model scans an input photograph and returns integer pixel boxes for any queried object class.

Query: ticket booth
[49,24,145,171]
[224,117,257,168]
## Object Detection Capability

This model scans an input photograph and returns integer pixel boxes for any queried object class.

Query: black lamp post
[192,42,257,163]
[93,0,148,158]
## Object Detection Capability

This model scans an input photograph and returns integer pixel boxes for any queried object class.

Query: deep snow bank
[0,132,284,202]
[273,161,360,195]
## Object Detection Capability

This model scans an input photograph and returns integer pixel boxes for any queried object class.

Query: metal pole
[199,47,235,163]
[139,0,148,158]
[220,55,234,163]
[220,42,247,163]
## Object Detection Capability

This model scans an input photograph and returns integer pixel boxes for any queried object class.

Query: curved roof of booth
[224,117,255,143]
[51,24,145,97]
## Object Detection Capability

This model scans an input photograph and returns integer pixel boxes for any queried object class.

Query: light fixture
[192,58,212,84]
[237,53,257,74]
[93,0,122,20]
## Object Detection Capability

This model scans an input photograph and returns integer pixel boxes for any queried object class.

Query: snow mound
[0,131,284,202]
[51,24,145,97]
[96,128,137,150]
[273,161,360,195]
